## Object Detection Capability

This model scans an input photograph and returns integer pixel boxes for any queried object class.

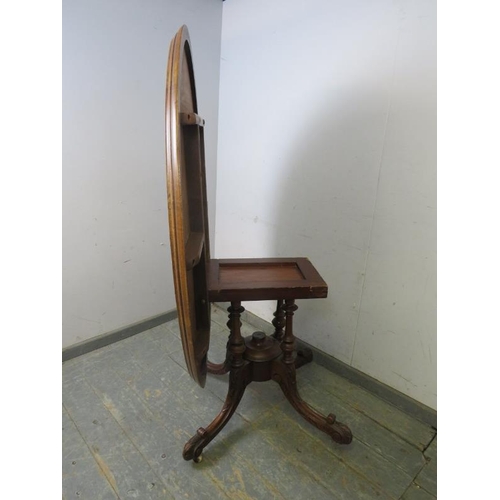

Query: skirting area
[62,306,437,499]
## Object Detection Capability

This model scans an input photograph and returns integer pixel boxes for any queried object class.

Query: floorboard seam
[283,410,412,499]
[82,376,183,500]
[62,402,122,500]
[97,346,236,500]
[415,481,436,497]
[351,431,423,477]
[303,382,429,451]
[401,449,436,499]
[248,410,346,500]
[398,482,413,500]
[108,340,297,499]
[399,480,437,500]
[422,432,437,454]
[257,409,388,500]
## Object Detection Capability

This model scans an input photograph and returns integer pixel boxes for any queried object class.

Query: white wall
[63,0,223,348]
[216,0,436,408]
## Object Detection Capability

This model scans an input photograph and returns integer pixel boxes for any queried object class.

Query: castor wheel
[193,454,203,464]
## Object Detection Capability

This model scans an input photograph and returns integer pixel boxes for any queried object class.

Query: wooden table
[165,25,352,463]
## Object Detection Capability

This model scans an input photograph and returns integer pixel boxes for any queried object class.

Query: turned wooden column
[281,299,298,364]
[226,301,246,367]
[272,299,286,341]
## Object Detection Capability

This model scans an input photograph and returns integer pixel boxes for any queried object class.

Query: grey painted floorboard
[80,352,232,499]
[298,363,435,450]
[63,317,437,500]
[273,398,414,499]
[402,483,437,500]
[63,372,177,499]
[296,382,426,476]
[62,407,120,500]
[415,437,437,497]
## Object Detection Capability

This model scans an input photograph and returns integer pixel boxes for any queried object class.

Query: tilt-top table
[165,25,352,463]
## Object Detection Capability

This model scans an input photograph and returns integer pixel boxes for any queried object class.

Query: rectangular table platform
[207,258,328,302]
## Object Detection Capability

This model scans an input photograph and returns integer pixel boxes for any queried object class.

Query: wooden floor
[62,306,437,500]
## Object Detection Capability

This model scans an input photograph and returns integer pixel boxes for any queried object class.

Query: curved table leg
[207,359,230,375]
[272,359,352,444]
[207,324,233,376]
[183,363,250,462]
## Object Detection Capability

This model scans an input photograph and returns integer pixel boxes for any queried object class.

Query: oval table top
[165,25,211,387]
